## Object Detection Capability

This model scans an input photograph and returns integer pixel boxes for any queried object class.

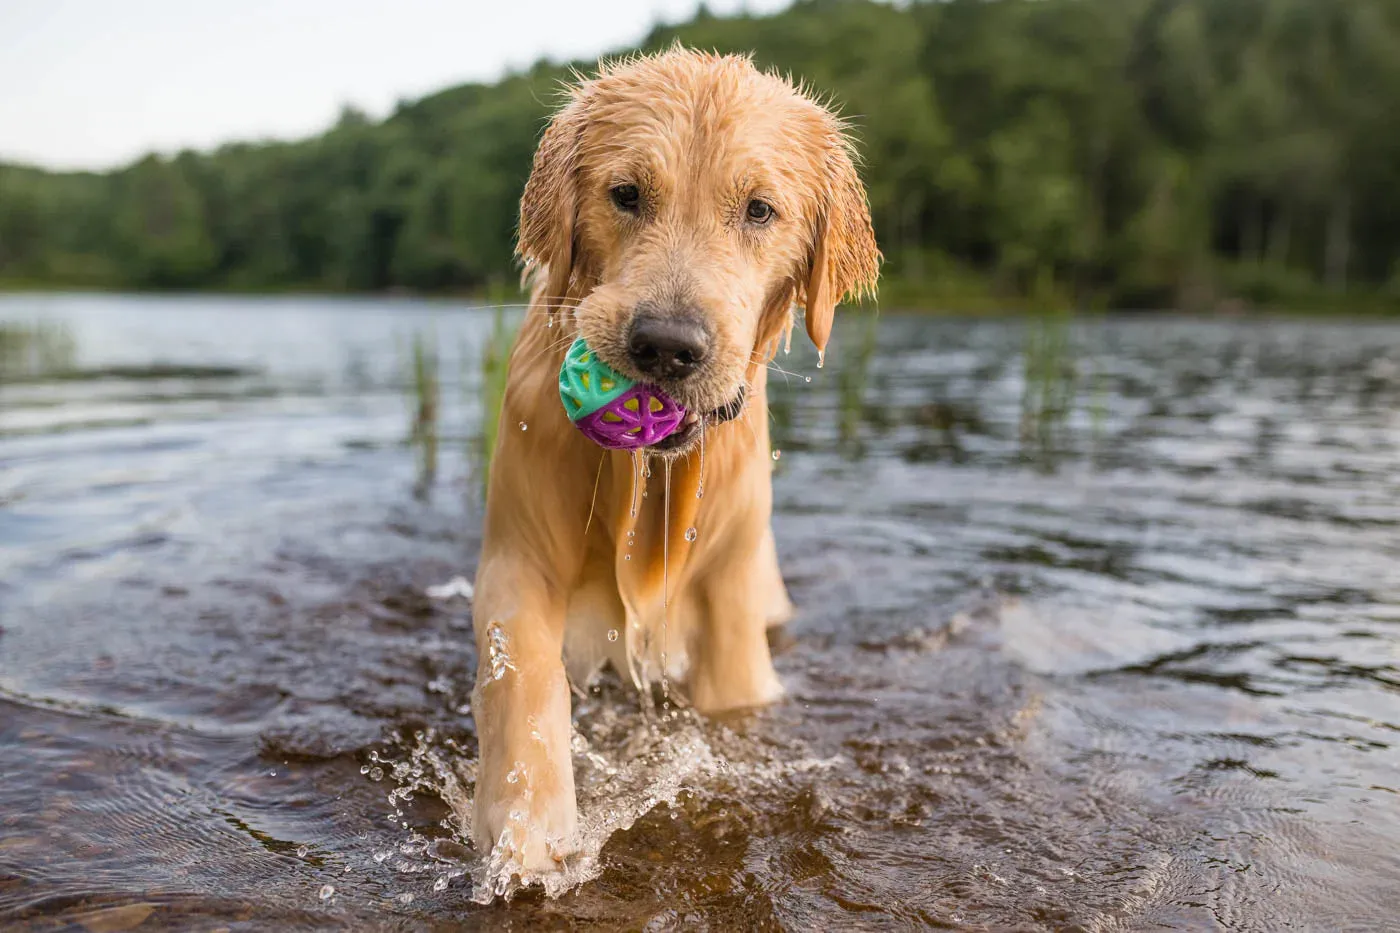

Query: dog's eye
[745,199,775,224]
[610,184,641,213]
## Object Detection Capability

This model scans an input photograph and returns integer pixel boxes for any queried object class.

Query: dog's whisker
[738,379,762,448]
[756,354,806,382]
[765,362,799,385]
[494,329,580,426]
[470,300,585,311]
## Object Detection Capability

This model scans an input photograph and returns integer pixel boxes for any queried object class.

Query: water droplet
[607,628,619,642]
[369,751,379,762]
[360,765,369,775]
[369,767,384,781]
[804,376,812,383]
[546,317,554,328]
[519,422,528,431]
[771,449,782,461]
[297,845,309,858]
[684,527,698,542]
[817,350,825,369]
[319,884,335,901]
[624,554,631,561]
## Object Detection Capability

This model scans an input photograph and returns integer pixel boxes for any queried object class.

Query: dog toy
[559,338,686,449]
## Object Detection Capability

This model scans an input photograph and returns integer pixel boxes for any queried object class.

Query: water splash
[425,576,474,601]
[470,706,722,902]
[486,622,516,681]
[370,697,851,907]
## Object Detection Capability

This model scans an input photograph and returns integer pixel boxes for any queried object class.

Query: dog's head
[518,49,879,450]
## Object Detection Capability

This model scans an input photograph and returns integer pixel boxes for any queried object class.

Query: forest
[1,0,1398,312]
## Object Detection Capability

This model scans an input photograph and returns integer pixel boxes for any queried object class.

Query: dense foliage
[3,0,1399,310]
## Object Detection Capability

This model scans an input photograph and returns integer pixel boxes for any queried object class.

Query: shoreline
[1,281,1396,319]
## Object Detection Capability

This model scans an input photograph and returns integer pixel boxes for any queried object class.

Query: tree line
[2,0,1398,311]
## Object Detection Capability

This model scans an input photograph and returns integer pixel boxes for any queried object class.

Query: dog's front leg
[470,555,577,872]
[689,515,786,713]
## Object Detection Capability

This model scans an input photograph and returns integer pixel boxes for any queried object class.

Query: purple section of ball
[573,384,686,449]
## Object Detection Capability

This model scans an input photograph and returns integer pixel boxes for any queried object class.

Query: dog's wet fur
[470,47,879,876]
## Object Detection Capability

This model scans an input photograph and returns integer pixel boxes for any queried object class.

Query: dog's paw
[475,786,579,877]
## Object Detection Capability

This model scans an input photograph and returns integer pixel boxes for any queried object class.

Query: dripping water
[660,459,672,699]
[629,450,641,518]
[584,453,605,538]
[696,420,706,499]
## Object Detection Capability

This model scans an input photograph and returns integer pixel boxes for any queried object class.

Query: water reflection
[1019,309,1076,470]
[406,332,440,499]
[0,319,77,380]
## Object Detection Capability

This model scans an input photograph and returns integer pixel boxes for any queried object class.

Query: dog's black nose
[627,314,709,380]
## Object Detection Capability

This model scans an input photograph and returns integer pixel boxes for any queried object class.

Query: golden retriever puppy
[471,47,879,874]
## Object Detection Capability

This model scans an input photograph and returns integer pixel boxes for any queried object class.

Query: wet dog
[471,47,879,874]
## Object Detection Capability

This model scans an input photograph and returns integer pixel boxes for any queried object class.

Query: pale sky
[0,0,789,171]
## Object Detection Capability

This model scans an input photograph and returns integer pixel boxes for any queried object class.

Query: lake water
[1,293,1397,930]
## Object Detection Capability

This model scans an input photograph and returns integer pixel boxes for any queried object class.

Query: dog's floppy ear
[518,91,589,308]
[801,144,880,355]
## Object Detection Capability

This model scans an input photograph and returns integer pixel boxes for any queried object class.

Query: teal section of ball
[559,337,635,422]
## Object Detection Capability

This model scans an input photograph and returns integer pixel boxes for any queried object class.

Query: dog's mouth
[648,386,746,452]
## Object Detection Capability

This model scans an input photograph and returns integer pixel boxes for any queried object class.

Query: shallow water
[2,294,1398,930]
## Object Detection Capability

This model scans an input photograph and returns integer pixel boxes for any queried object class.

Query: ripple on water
[1,298,1398,928]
